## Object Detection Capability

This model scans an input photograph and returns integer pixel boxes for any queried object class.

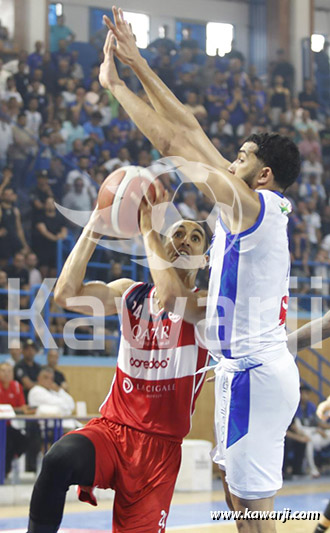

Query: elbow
[54,282,75,309]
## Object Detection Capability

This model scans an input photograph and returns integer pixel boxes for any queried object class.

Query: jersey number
[279,296,288,326]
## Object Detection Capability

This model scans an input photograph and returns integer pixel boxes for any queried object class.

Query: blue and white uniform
[206,190,300,499]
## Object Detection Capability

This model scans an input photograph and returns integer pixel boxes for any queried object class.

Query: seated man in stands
[295,385,330,478]
[28,366,76,431]
[0,362,34,477]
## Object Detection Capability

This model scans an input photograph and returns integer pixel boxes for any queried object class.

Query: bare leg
[230,493,276,533]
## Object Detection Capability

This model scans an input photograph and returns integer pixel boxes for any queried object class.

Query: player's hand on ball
[138,180,168,236]
[103,7,141,67]
[99,29,124,91]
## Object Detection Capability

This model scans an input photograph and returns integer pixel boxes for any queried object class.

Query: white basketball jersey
[206,190,291,359]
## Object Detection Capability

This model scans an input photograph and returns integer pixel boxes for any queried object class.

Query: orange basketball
[97,166,163,237]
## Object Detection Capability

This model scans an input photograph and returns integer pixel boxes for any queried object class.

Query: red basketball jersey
[100,282,209,441]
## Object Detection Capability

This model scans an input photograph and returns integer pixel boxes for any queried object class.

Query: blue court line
[1,492,328,530]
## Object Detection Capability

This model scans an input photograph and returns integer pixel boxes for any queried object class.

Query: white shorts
[212,348,299,499]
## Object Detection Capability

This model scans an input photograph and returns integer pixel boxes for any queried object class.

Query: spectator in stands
[299,130,322,160]
[299,173,326,206]
[205,71,229,121]
[0,185,29,266]
[30,170,54,228]
[301,150,324,183]
[304,198,322,259]
[65,155,97,199]
[28,366,76,431]
[96,91,113,127]
[283,419,309,478]
[6,344,22,366]
[50,15,75,54]
[0,109,13,169]
[62,177,94,235]
[102,146,131,173]
[61,110,85,153]
[320,115,330,167]
[14,60,30,101]
[270,49,295,93]
[27,41,43,74]
[1,76,23,106]
[0,361,29,477]
[47,349,68,391]
[25,252,42,287]
[61,78,77,106]
[71,50,84,81]
[314,40,330,109]
[109,106,133,141]
[0,57,10,92]
[299,79,320,120]
[11,112,37,189]
[14,338,41,400]
[33,196,68,278]
[295,385,330,477]
[41,51,57,95]
[83,111,105,146]
[25,97,42,138]
[85,80,102,106]
[5,251,30,288]
[0,269,7,352]
[226,87,249,132]
[69,86,93,125]
[268,75,291,126]
[102,125,126,157]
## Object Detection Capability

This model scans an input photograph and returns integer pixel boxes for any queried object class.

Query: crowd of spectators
[0,16,329,352]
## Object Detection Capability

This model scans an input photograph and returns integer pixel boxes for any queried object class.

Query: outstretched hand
[99,27,124,92]
[103,7,142,67]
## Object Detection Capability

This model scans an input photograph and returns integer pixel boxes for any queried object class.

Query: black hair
[244,133,301,190]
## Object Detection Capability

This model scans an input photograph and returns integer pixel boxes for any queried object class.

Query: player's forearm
[111,81,177,156]
[54,228,99,306]
[143,229,189,310]
[287,312,330,352]
[132,56,198,129]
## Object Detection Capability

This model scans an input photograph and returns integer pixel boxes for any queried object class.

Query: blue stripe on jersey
[217,236,240,358]
[218,192,265,239]
[227,370,250,448]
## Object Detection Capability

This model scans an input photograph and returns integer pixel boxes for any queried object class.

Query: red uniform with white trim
[0,380,25,408]
[76,282,209,532]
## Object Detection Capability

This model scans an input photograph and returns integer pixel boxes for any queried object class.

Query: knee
[41,440,74,479]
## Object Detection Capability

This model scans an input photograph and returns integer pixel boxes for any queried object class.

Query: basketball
[97,166,162,237]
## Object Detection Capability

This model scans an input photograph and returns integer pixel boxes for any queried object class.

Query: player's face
[165,221,206,264]
[228,142,264,188]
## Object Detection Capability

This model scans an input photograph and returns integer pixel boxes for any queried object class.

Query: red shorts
[72,417,181,533]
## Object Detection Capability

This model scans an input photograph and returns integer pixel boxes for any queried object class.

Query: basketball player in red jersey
[27,187,210,533]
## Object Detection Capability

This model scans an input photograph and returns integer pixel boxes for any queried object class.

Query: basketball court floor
[0,477,328,532]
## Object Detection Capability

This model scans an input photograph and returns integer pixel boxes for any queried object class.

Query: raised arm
[104,8,230,168]
[287,310,330,353]
[99,29,260,226]
[139,185,207,325]
[54,209,134,315]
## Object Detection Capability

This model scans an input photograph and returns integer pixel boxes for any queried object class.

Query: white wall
[0,0,14,38]
[61,0,249,53]
[315,9,330,39]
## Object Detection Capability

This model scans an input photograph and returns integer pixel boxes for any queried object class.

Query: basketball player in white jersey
[99,9,302,531]
[27,190,210,533]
